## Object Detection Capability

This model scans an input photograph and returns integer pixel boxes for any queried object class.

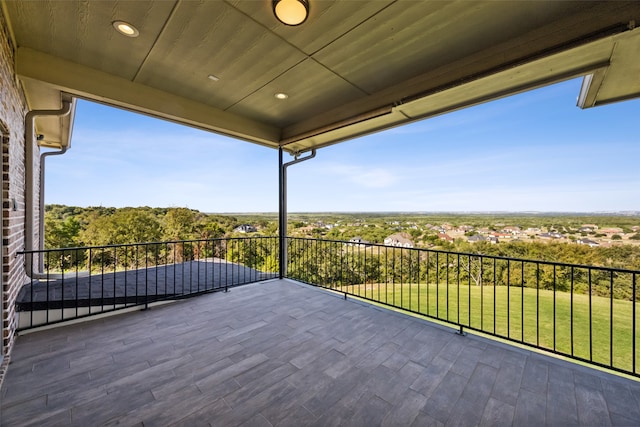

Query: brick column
[1,9,31,357]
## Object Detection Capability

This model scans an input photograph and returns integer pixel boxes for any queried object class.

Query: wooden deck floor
[1,279,639,426]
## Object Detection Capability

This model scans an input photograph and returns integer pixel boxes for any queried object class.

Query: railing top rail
[287,236,640,275]
[18,235,638,275]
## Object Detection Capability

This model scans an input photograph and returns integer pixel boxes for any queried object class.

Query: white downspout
[38,145,68,272]
[24,100,72,277]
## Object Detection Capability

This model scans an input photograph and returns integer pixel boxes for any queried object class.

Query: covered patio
[2,1,640,425]
[2,279,639,426]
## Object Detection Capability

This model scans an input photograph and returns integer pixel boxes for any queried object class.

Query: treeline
[306,229,640,271]
[44,205,640,272]
[42,206,639,299]
[44,204,271,249]
[436,240,640,272]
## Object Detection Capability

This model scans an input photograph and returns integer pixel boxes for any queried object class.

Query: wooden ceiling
[3,0,640,153]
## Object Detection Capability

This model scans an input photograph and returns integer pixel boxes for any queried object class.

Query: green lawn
[337,282,640,374]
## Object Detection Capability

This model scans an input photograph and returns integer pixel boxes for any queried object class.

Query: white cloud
[327,164,400,188]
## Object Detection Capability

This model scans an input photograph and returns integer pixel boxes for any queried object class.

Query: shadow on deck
[17,259,275,311]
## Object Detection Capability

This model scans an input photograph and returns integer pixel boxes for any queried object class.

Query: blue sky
[46,78,640,213]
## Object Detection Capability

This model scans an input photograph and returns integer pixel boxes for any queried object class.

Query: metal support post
[278,147,316,279]
[279,148,286,278]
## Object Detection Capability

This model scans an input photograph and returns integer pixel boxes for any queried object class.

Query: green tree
[43,213,84,271]
[162,208,200,241]
[80,208,163,270]
[200,218,225,239]
[44,213,81,249]
[81,208,161,246]
[226,238,279,273]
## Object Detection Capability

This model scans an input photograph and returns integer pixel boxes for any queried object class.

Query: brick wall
[0,10,32,357]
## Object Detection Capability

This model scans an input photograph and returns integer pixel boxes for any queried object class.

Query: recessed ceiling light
[113,21,139,37]
[275,93,289,100]
[208,74,220,82]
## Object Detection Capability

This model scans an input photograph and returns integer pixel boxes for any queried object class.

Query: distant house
[492,232,511,239]
[502,226,521,235]
[576,238,599,247]
[437,233,454,242]
[348,237,371,248]
[234,224,257,233]
[631,226,640,232]
[487,236,499,244]
[581,223,599,230]
[384,233,414,248]
[601,227,623,234]
[539,232,564,239]
[467,234,486,243]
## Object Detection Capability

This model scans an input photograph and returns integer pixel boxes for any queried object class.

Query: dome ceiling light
[273,0,309,26]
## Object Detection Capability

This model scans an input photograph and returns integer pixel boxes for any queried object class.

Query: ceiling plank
[228,58,366,127]
[4,0,177,80]
[134,0,309,112]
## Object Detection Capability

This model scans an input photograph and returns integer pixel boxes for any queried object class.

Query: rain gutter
[279,148,316,278]
[24,100,73,277]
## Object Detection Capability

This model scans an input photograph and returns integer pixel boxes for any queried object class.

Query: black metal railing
[17,235,640,377]
[17,236,278,330]
[286,237,640,378]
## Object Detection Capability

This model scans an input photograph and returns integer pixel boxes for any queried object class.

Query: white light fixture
[113,21,139,37]
[275,93,289,100]
[208,74,220,82]
[273,0,309,26]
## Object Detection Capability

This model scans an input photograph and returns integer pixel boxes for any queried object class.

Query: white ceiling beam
[16,47,282,148]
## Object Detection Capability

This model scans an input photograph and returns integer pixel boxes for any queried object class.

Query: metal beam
[279,148,285,278]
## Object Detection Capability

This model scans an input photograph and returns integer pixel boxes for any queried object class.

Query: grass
[335,281,640,374]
